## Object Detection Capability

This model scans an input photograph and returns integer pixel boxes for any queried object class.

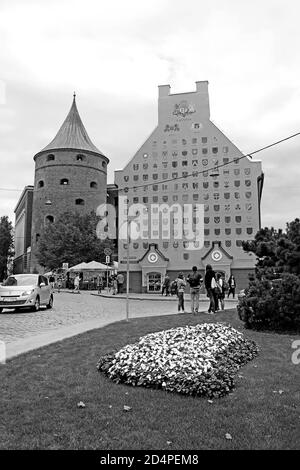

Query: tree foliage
[0,216,14,281]
[242,218,300,278]
[36,211,115,270]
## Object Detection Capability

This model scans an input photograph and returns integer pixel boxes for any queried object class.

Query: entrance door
[147,273,162,293]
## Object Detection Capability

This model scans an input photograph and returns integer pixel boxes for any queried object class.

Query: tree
[36,211,115,270]
[242,218,300,278]
[0,216,14,281]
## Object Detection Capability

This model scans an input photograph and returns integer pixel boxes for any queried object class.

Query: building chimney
[158,84,171,98]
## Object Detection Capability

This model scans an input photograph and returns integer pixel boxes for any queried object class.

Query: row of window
[45,153,106,168]
[133,162,250,173]
[152,137,223,146]
[38,180,98,188]
[123,239,245,251]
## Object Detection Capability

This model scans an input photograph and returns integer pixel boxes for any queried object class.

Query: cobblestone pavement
[0,291,217,344]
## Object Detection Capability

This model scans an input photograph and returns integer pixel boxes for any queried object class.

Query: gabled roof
[201,241,233,261]
[36,95,105,157]
[138,243,169,263]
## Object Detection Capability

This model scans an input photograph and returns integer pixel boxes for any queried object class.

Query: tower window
[76,154,86,161]
[45,215,54,223]
[47,154,55,161]
[102,161,106,168]
[38,180,44,188]
[60,178,69,185]
[90,182,98,189]
[75,199,85,206]
[36,233,40,242]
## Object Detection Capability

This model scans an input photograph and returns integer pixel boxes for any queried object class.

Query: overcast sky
[0,0,299,229]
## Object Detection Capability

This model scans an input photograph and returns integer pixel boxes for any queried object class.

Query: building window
[36,233,40,242]
[47,154,55,161]
[75,199,85,206]
[102,161,106,168]
[45,215,54,223]
[38,180,44,188]
[76,154,86,161]
[90,181,97,188]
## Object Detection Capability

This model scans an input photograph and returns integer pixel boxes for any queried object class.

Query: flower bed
[97,323,259,398]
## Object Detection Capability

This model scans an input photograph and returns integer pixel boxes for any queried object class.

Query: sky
[0,0,299,229]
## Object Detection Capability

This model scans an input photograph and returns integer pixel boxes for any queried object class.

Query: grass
[0,309,299,450]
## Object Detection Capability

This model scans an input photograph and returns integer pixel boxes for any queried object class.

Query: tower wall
[30,149,108,272]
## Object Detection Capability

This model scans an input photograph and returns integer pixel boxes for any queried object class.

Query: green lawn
[0,309,299,450]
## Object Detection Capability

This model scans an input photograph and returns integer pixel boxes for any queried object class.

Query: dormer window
[76,154,86,161]
[47,154,55,161]
[38,180,44,188]
[75,199,85,206]
[60,178,69,185]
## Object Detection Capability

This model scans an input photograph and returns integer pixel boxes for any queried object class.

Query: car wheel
[46,295,53,309]
[32,297,40,312]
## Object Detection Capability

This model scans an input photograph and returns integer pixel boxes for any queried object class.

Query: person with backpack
[175,273,186,313]
[162,274,170,296]
[186,266,203,314]
[227,275,236,298]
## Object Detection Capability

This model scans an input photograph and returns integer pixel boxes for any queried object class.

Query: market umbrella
[68,262,90,271]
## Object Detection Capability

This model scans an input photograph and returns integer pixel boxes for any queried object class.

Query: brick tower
[30,94,109,272]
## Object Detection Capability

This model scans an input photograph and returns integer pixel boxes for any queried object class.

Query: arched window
[38,180,44,188]
[75,199,85,206]
[60,178,69,185]
[45,215,54,223]
[36,233,40,242]
[90,182,97,189]
[102,161,106,168]
[47,154,55,161]
[76,154,86,161]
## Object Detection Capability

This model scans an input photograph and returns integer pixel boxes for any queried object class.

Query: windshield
[3,275,38,287]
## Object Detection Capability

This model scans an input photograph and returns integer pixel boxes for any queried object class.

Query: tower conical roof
[37,94,104,156]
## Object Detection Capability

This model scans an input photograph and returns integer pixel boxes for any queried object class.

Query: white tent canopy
[68,261,108,271]
[68,262,90,272]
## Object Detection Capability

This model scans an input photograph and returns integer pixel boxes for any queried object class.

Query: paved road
[0,291,221,344]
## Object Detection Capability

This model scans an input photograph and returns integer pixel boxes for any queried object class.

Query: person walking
[97,275,103,294]
[227,274,236,298]
[162,274,170,296]
[116,273,124,294]
[186,266,203,314]
[204,264,217,314]
[49,274,55,290]
[216,272,225,311]
[175,273,186,313]
[73,274,81,294]
[112,275,118,295]
[57,276,62,293]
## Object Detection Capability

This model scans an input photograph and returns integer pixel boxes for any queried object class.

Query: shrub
[237,273,300,331]
[97,323,258,398]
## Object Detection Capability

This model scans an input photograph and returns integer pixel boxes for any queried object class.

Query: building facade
[13,185,34,274]
[115,81,264,292]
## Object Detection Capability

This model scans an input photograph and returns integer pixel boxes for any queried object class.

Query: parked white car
[0,274,53,313]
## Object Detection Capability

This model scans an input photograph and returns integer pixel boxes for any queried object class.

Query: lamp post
[126,214,130,322]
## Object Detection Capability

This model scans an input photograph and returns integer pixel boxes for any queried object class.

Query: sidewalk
[92,291,238,303]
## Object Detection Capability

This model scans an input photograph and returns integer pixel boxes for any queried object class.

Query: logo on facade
[148,253,158,263]
[173,101,196,118]
[212,250,222,261]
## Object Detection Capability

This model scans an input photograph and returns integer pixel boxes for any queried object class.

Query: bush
[237,273,300,331]
[97,323,258,398]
